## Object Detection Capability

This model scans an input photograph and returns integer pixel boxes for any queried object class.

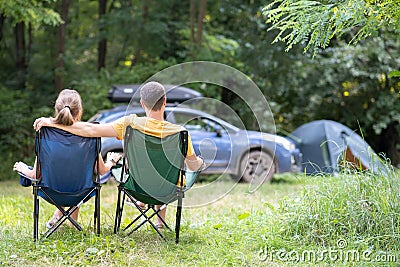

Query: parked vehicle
[90,85,302,183]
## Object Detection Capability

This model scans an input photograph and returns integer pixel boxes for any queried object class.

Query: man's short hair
[140,82,166,111]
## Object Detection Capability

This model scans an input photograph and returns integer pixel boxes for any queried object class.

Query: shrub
[0,87,53,181]
[267,164,400,251]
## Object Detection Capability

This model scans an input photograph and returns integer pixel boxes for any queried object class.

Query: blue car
[89,104,302,184]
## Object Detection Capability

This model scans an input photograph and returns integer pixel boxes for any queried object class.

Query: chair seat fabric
[38,127,98,192]
[114,127,201,243]
[39,187,96,207]
[31,126,101,240]
[123,129,183,203]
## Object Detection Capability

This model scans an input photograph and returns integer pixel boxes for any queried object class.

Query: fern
[262,0,400,54]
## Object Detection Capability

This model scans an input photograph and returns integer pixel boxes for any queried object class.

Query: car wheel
[232,150,275,184]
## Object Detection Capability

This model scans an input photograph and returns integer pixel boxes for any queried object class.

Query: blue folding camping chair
[32,126,101,241]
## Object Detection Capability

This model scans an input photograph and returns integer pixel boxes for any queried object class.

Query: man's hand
[185,155,206,171]
[106,152,122,166]
[33,117,52,131]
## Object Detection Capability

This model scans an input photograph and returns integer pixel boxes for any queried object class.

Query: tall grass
[1,168,399,266]
[265,164,400,252]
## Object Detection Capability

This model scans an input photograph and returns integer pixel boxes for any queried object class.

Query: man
[34,81,204,229]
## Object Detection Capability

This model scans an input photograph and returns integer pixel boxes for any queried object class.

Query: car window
[88,113,102,123]
[173,112,227,134]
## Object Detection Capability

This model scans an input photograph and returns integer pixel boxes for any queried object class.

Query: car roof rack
[108,84,203,104]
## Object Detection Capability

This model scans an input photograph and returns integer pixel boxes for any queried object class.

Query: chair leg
[114,187,124,234]
[94,193,97,232]
[125,205,152,232]
[33,188,39,242]
[44,215,68,238]
[44,206,82,238]
[62,206,83,231]
[175,187,185,244]
[95,186,101,235]
[126,205,167,241]
[175,197,183,244]
[154,205,171,231]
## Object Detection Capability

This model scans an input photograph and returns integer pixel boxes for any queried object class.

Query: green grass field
[1,171,399,266]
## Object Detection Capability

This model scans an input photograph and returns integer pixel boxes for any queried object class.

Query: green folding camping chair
[113,126,199,243]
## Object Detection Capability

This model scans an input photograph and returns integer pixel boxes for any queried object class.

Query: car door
[172,111,232,172]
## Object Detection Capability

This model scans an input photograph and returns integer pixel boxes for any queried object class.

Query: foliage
[0,86,52,181]
[73,58,179,120]
[178,28,240,61]
[263,0,400,54]
[261,0,400,160]
[0,0,399,181]
[274,35,400,163]
[266,166,400,254]
[0,0,61,26]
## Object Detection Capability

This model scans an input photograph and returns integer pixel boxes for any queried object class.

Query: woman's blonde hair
[53,89,83,126]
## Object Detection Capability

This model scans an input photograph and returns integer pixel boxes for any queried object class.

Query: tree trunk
[55,0,70,93]
[197,0,206,47]
[131,47,141,68]
[0,13,5,42]
[14,22,26,88]
[220,78,238,117]
[130,0,150,68]
[108,0,116,12]
[27,23,33,58]
[190,0,196,49]
[97,0,107,71]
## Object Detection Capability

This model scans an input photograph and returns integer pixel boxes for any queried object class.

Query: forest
[0,0,399,180]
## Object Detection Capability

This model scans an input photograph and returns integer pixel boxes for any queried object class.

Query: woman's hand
[33,117,52,131]
[13,161,35,178]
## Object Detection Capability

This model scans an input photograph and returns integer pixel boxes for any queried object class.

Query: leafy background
[0,0,399,181]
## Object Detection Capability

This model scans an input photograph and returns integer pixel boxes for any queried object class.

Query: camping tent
[288,120,386,175]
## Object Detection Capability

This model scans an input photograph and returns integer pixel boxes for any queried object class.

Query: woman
[13,89,121,228]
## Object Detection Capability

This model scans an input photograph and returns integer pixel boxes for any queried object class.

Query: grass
[0,174,305,266]
[262,166,400,266]
[1,169,399,266]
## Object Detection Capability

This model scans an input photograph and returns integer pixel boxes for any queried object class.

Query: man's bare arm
[33,117,118,137]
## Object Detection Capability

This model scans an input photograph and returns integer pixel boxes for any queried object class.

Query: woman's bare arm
[34,117,118,137]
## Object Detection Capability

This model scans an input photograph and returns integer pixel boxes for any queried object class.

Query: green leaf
[388,70,400,78]
[213,223,223,229]
[264,202,275,211]
[237,212,250,220]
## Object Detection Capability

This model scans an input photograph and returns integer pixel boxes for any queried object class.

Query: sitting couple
[14,81,204,229]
